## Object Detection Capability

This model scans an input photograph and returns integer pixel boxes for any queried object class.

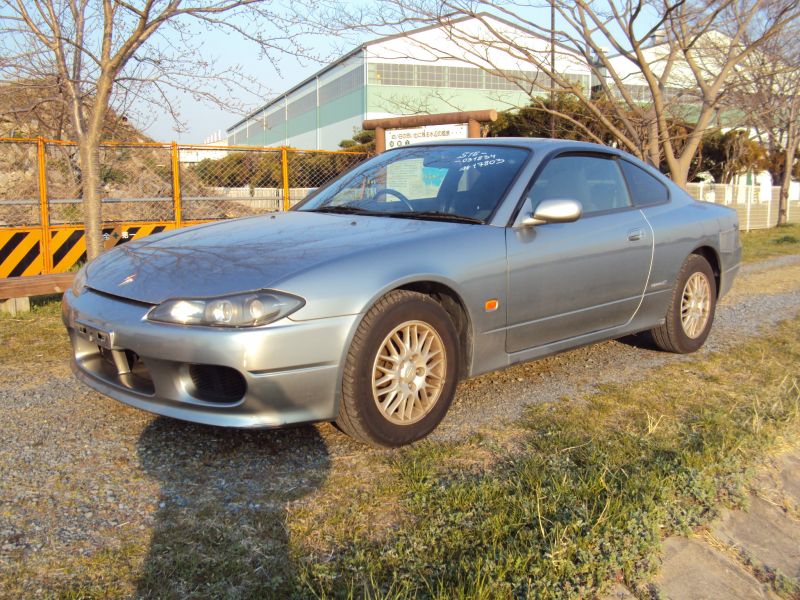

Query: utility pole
[550,0,556,139]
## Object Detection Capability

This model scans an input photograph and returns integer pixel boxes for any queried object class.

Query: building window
[618,83,688,104]
[366,62,581,94]
[448,66,483,88]
[369,63,415,86]
[562,72,589,91]
[416,64,448,87]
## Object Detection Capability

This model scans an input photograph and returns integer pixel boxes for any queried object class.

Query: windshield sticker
[455,151,506,171]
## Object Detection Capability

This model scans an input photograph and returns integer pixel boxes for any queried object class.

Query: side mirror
[521,198,583,227]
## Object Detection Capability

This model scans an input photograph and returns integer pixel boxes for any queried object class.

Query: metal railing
[0,138,369,277]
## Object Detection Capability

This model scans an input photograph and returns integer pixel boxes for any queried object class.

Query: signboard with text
[385,124,468,149]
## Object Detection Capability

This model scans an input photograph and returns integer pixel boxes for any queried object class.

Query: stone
[776,451,800,508]
[652,537,773,600]
[601,583,636,600]
[712,494,800,579]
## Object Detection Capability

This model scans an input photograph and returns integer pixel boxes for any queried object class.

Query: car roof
[391,137,624,155]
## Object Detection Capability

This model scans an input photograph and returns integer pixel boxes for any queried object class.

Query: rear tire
[651,254,716,353]
[336,290,460,447]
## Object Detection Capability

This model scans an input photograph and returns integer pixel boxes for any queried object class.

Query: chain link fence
[0,138,369,276]
[286,150,368,207]
[180,147,284,219]
[0,141,40,227]
[45,143,176,225]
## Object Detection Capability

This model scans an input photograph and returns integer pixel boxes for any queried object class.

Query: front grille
[188,364,246,403]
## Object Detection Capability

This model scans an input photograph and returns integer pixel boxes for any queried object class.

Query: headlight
[147,291,305,327]
[71,265,88,296]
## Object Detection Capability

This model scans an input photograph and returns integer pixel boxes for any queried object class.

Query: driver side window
[528,154,632,216]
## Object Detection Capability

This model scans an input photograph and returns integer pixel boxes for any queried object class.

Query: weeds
[297,318,800,599]
[741,223,800,263]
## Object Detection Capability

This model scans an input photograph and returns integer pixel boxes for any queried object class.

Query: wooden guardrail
[0,273,74,300]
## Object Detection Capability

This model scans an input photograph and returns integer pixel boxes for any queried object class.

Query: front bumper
[62,289,358,428]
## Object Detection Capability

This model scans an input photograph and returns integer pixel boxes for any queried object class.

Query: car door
[505,152,653,353]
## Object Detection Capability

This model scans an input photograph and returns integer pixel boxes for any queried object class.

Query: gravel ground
[0,254,799,595]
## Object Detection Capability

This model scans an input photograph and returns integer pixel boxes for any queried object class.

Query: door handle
[628,228,643,241]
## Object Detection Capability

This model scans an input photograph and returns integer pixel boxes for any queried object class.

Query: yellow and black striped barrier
[1,223,174,278]
[0,229,44,278]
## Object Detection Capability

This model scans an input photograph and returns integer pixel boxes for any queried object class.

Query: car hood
[85,211,460,304]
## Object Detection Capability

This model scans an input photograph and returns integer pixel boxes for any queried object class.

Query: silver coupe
[62,139,741,447]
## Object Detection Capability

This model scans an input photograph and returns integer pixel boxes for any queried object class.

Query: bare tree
[0,1,323,259]
[730,27,800,225]
[362,0,798,187]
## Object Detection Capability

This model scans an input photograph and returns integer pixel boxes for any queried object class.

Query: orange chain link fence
[0,138,368,278]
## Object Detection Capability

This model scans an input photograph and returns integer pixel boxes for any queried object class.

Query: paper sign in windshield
[455,151,506,172]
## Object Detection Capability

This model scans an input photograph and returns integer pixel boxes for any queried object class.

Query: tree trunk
[778,137,797,226]
[668,158,691,190]
[646,118,661,168]
[79,136,104,260]
[778,98,800,227]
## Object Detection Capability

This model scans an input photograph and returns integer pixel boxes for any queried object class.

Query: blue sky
[142,20,365,143]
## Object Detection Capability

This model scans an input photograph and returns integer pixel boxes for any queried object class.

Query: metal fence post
[766,187,772,227]
[281,148,290,211]
[171,142,182,227]
[36,137,53,273]
[745,186,751,232]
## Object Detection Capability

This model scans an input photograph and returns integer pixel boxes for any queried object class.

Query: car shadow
[615,330,662,352]
[134,417,330,597]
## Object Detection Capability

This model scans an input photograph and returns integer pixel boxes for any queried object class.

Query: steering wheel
[368,188,414,211]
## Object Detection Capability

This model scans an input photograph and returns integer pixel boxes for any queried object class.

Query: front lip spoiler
[71,360,303,429]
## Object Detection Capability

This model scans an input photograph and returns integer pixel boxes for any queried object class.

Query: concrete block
[712,494,800,579]
[653,537,773,599]
[0,296,30,315]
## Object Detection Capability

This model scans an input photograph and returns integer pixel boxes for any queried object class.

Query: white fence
[686,183,800,231]
[182,187,317,214]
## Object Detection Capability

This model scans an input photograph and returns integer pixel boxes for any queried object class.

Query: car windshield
[297,145,529,224]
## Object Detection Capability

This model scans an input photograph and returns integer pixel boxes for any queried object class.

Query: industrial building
[226,14,592,150]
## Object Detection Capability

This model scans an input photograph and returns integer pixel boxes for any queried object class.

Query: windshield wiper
[309,206,484,224]
[309,205,380,216]
[388,211,484,224]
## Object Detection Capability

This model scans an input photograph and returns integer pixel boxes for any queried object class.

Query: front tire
[651,254,717,353]
[336,290,460,447]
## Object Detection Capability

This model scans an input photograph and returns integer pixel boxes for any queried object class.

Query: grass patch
[741,223,800,263]
[295,317,800,599]
[0,296,71,381]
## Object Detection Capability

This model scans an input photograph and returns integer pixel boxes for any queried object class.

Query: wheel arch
[690,245,721,298]
[392,280,474,380]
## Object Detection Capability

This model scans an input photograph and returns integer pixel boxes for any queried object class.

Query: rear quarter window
[620,160,669,207]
